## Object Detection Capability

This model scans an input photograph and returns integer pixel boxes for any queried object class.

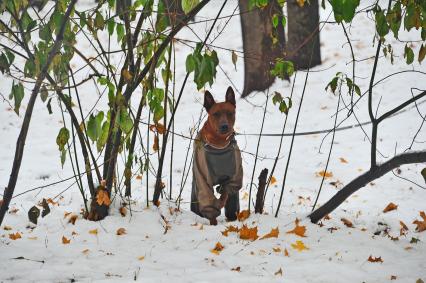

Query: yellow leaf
[9,232,21,240]
[339,157,348,164]
[261,227,279,239]
[316,170,333,178]
[138,256,145,261]
[291,240,309,252]
[237,210,250,222]
[210,242,224,255]
[383,202,398,213]
[270,176,277,185]
[239,224,258,241]
[122,69,133,83]
[62,236,71,244]
[3,225,12,231]
[116,228,127,235]
[286,219,306,237]
[89,228,98,235]
[96,189,111,206]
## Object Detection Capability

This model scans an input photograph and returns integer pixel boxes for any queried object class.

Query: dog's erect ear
[225,86,236,106]
[204,91,216,112]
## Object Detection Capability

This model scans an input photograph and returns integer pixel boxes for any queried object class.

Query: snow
[1,1,426,282]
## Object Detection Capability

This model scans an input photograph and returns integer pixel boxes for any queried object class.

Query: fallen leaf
[237,210,250,221]
[62,236,71,244]
[221,225,239,236]
[410,237,420,244]
[272,247,281,252]
[383,202,398,213]
[341,218,353,228]
[367,255,383,263]
[413,211,426,232]
[28,206,40,225]
[135,175,142,180]
[274,267,283,276]
[89,228,98,235]
[286,218,306,237]
[41,198,50,218]
[27,236,37,240]
[405,246,413,250]
[116,228,127,235]
[390,275,397,280]
[400,221,409,236]
[211,242,224,255]
[138,256,145,261]
[71,231,78,236]
[9,232,21,240]
[291,240,309,251]
[119,206,127,217]
[239,224,258,241]
[231,266,241,272]
[284,248,289,256]
[96,190,111,206]
[316,170,333,178]
[3,226,12,231]
[339,157,348,164]
[68,214,78,225]
[46,198,58,206]
[82,249,90,254]
[417,279,425,283]
[421,168,426,184]
[261,227,279,239]
[270,176,277,185]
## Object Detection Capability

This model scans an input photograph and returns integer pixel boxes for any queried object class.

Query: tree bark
[309,150,426,223]
[255,168,268,214]
[286,0,321,70]
[239,0,285,97]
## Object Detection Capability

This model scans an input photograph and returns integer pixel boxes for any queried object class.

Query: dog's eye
[213,112,220,118]
[227,112,234,117]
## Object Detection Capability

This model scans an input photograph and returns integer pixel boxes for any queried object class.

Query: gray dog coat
[191,133,243,220]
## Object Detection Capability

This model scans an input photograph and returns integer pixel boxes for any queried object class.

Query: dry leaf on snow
[270,176,277,185]
[239,224,258,241]
[68,214,78,225]
[138,256,145,261]
[272,247,281,252]
[368,255,383,263]
[383,202,398,213]
[82,249,90,254]
[211,242,224,255]
[89,228,98,235]
[62,236,71,244]
[339,157,348,164]
[9,232,21,240]
[261,227,279,239]
[117,228,127,235]
[231,266,241,272]
[237,210,250,221]
[119,206,127,217]
[341,218,353,228]
[284,248,289,256]
[287,218,306,237]
[291,240,308,251]
[316,170,333,178]
[3,225,12,231]
[221,225,239,237]
[400,221,409,236]
[413,211,426,232]
[275,267,283,276]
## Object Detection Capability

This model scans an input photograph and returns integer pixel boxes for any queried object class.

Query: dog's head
[204,86,236,136]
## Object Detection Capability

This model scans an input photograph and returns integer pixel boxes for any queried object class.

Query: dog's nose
[220,124,229,133]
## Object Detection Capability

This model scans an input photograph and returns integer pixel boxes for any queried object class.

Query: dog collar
[203,132,234,150]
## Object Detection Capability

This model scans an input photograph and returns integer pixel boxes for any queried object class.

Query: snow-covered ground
[1,1,425,282]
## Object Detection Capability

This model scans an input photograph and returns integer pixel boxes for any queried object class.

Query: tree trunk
[239,0,285,98]
[286,0,321,69]
[255,168,268,214]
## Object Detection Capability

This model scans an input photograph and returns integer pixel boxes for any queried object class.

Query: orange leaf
[261,227,279,239]
[291,240,308,251]
[284,248,289,257]
[400,221,409,236]
[149,123,165,135]
[119,206,127,217]
[96,189,111,206]
[64,212,72,218]
[62,236,71,244]
[272,247,281,252]
[368,255,383,263]
[286,218,306,237]
[89,228,98,235]
[413,211,426,232]
[339,157,348,164]
[383,202,398,213]
[9,232,21,240]
[68,214,78,225]
[221,225,239,236]
[135,175,142,180]
[239,224,258,241]
[116,228,127,235]
[316,170,333,178]
[210,242,224,255]
[138,256,145,261]
[237,210,250,222]
[341,218,353,228]
[270,176,277,185]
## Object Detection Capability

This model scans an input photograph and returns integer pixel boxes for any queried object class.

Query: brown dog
[191,87,243,225]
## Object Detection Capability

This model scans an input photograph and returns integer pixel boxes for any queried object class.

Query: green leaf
[56,127,70,151]
[375,8,389,38]
[40,85,49,102]
[87,111,104,142]
[60,149,66,168]
[326,76,339,94]
[272,14,279,28]
[117,109,133,134]
[272,91,283,105]
[354,84,361,96]
[97,121,110,152]
[279,101,288,114]
[28,206,40,225]
[116,23,125,43]
[421,168,426,184]
[419,44,426,64]
[9,82,25,115]
[186,54,196,73]
[94,11,105,30]
[330,0,360,23]
[182,0,200,14]
[270,59,294,79]
[386,2,401,38]
[47,97,53,114]
[0,53,9,74]
[107,19,115,36]
[404,44,414,64]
